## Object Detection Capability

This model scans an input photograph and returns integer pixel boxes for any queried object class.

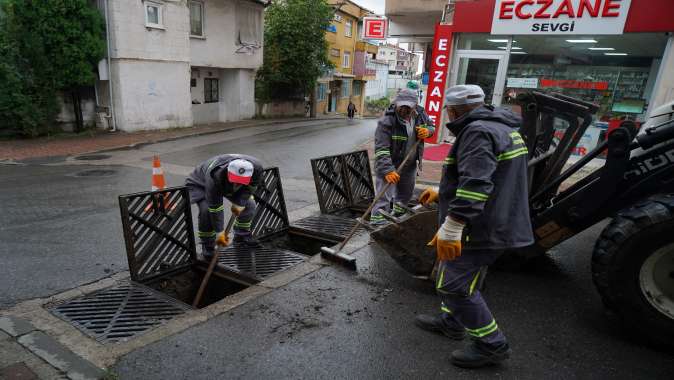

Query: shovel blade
[370,210,438,276]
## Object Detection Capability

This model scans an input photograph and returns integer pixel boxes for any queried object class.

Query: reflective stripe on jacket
[438,105,534,249]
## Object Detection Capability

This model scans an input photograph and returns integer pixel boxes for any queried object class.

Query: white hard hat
[445,85,485,106]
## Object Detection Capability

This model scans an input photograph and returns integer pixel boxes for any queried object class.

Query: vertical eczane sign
[491,0,633,35]
[362,17,388,39]
[424,24,453,144]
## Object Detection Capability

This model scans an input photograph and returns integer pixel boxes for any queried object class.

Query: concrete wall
[190,0,263,69]
[256,100,306,118]
[56,90,97,132]
[112,60,193,131]
[191,67,256,124]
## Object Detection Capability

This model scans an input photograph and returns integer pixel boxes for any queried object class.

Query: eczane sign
[362,17,388,40]
[491,0,632,35]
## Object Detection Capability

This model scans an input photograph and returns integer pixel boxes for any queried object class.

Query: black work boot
[451,341,511,368]
[414,314,466,340]
[233,234,261,247]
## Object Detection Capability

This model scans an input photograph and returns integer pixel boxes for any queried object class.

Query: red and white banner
[424,24,453,144]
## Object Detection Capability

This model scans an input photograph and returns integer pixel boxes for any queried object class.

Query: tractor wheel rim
[639,243,674,320]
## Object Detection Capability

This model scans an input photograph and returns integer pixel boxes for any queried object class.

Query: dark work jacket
[374,104,435,176]
[185,154,263,232]
[439,105,534,249]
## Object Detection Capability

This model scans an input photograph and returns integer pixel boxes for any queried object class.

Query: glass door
[450,52,508,106]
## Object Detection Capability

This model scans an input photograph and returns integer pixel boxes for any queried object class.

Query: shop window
[341,80,351,98]
[190,1,204,37]
[145,1,164,29]
[204,78,219,103]
[345,20,352,37]
[501,33,668,122]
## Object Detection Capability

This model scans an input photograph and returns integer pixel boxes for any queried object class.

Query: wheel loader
[372,91,674,348]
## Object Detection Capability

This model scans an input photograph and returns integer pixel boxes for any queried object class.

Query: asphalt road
[0,119,376,307]
[113,225,674,379]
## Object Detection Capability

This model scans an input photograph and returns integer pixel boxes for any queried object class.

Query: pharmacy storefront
[429,0,674,153]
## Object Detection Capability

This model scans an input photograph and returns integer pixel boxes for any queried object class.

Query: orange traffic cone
[145,155,170,213]
[151,155,166,191]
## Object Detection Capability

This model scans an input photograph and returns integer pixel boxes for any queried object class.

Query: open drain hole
[263,230,338,256]
[71,169,117,177]
[74,154,112,161]
[146,268,247,308]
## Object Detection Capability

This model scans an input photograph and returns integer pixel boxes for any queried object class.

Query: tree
[256,0,334,103]
[0,0,105,137]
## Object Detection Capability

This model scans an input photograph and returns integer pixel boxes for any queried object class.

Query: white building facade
[97,0,265,132]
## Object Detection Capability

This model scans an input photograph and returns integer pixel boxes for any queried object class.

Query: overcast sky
[352,0,385,14]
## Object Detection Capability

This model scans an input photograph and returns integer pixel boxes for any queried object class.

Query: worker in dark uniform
[185,154,264,259]
[371,88,435,225]
[416,85,534,368]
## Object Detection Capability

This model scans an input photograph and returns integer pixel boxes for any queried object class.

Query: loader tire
[592,194,674,348]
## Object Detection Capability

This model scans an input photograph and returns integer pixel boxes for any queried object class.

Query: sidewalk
[0,116,342,161]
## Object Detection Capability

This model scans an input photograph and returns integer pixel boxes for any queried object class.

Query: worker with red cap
[185,154,264,259]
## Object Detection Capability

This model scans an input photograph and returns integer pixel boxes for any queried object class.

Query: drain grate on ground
[216,246,306,282]
[292,215,361,241]
[74,154,112,161]
[48,281,191,343]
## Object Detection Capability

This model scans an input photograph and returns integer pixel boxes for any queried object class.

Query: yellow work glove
[427,216,465,262]
[419,188,439,206]
[230,204,245,216]
[215,232,230,247]
[416,126,430,139]
[385,171,400,184]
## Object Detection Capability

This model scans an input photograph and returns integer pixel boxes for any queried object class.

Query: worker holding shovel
[416,85,534,368]
[371,88,435,226]
[185,154,264,260]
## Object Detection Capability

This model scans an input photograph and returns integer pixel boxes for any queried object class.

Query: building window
[334,14,343,22]
[237,3,262,47]
[145,1,164,28]
[330,48,340,57]
[345,20,352,37]
[341,80,351,98]
[190,1,204,36]
[204,78,219,103]
[353,81,361,96]
[342,51,350,68]
[317,83,327,101]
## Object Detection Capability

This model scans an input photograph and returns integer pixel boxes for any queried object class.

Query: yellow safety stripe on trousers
[441,304,453,314]
[234,221,252,227]
[436,268,445,290]
[391,135,408,141]
[443,157,456,165]
[456,189,489,202]
[393,203,405,212]
[208,205,225,213]
[468,270,481,295]
[497,147,528,161]
[370,214,386,221]
[466,320,498,338]
[198,231,217,237]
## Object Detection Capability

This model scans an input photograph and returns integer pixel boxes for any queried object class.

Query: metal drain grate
[119,187,197,283]
[251,168,290,240]
[48,281,191,343]
[292,215,360,241]
[342,150,374,207]
[311,155,351,214]
[74,154,112,161]
[216,246,305,282]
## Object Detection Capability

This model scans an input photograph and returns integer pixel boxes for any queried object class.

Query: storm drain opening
[145,267,247,307]
[262,229,338,257]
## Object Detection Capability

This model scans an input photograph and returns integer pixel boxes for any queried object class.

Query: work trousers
[195,197,256,251]
[371,161,417,223]
[436,249,507,346]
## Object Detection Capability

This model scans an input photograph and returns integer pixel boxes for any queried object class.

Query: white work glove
[438,216,465,241]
